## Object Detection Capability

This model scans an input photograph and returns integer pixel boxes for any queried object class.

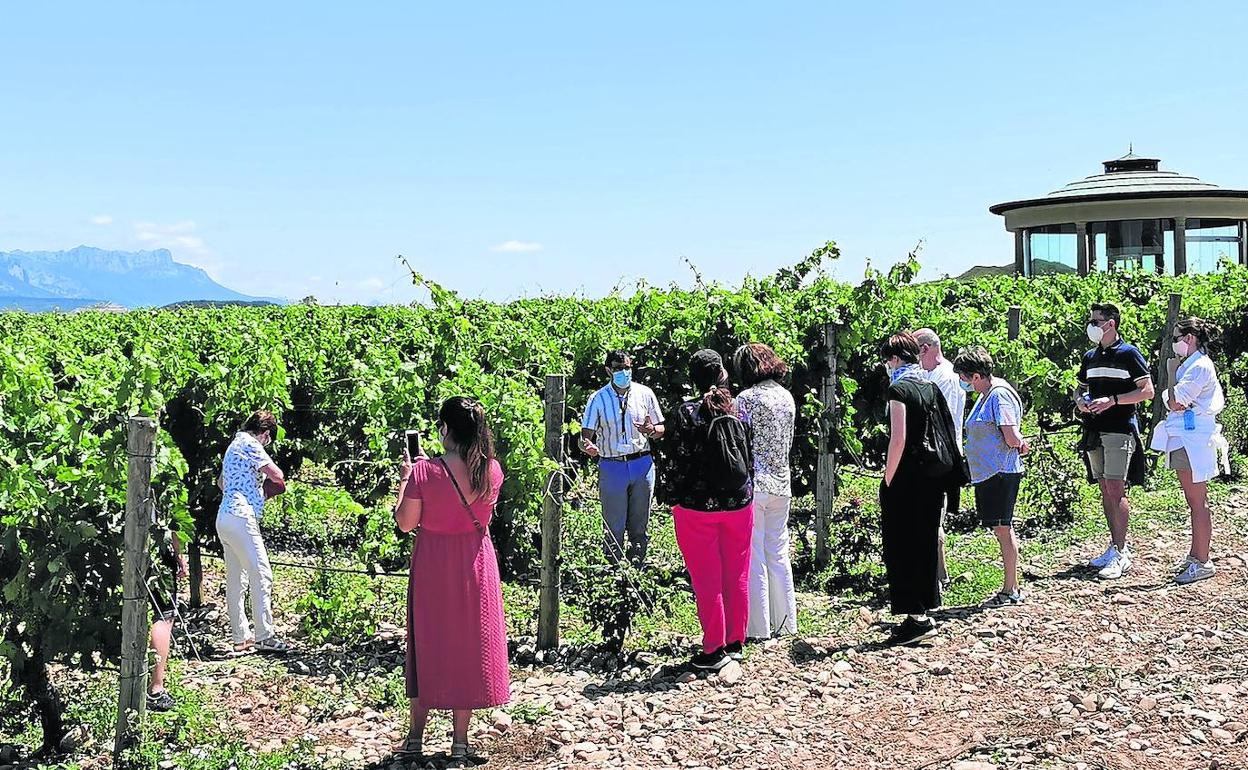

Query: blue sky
[2,1,1247,304]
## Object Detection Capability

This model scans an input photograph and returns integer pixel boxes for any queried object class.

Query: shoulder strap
[437,458,487,534]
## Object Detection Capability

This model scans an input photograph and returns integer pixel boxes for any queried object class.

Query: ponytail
[439,397,496,494]
[702,386,736,416]
[1176,316,1222,351]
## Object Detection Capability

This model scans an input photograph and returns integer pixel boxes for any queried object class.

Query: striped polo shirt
[582,383,664,458]
[1077,338,1151,433]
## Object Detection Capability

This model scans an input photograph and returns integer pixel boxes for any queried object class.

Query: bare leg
[453,709,472,746]
[992,526,1019,594]
[1178,470,1212,563]
[1099,479,1130,549]
[407,697,430,747]
[149,618,174,693]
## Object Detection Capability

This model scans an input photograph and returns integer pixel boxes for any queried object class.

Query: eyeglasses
[609,364,632,372]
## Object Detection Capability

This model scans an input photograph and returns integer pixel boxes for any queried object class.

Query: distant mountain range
[0,246,278,312]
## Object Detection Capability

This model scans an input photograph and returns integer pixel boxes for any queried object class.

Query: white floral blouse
[735,380,795,497]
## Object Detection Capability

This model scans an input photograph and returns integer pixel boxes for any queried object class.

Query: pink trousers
[673,503,755,654]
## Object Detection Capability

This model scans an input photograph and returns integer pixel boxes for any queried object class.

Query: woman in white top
[1150,318,1230,585]
[215,410,290,652]
[732,343,798,639]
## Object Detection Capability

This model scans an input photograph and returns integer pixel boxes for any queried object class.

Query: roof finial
[1128,142,1133,154]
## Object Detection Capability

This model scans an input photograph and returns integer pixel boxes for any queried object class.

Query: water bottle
[1183,408,1196,431]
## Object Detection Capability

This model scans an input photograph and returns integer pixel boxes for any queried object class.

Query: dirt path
[121,491,1248,770]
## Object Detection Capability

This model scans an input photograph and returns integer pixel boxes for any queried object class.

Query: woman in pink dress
[393,397,510,761]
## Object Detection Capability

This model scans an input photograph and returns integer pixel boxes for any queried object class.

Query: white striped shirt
[582,383,664,457]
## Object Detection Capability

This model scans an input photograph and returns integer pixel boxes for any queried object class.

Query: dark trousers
[880,472,944,616]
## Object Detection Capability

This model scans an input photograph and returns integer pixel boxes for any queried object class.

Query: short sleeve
[647,390,664,424]
[993,391,1021,427]
[582,393,602,432]
[1172,360,1212,405]
[240,437,273,470]
[485,460,505,507]
[1077,354,1089,384]
[403,458,431,501]
[735,391,753,423]
[1126,347,1150,381]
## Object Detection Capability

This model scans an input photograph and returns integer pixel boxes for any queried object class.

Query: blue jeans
[598,455,655,565]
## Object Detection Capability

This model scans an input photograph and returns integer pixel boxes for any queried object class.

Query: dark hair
[242,410,278,438]
[690,350,735,416]
[732,343,789,387]
[1176,316,1221,349]
[605,350,631,368]
[878,333,920,365]
[439,397,495,494]
[1091,303,1121,326]
[952,346,994,379]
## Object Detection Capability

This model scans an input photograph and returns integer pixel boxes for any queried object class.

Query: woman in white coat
[1150,318,1231,585]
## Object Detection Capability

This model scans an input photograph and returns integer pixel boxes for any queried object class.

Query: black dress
[879,378,947,616]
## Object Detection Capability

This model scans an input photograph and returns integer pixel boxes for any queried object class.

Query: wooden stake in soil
[1150,293,1182,438]
[538,375,566,651]
[1008,306,1021,341]
[815,323,838,568]
[115,416,157,755]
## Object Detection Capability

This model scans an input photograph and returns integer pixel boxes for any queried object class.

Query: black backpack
[912,382,963,480]
[702,412,753,492]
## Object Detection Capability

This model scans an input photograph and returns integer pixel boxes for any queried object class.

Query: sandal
[254,636,292,654]
[395,733,422,759]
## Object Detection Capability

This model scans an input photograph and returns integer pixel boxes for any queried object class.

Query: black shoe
[146,689,176,712]
[723,641,744,662]
[888,618,937,646]
[690,648,729,672]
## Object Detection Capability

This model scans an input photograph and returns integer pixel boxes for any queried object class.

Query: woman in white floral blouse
[732,343,798,639]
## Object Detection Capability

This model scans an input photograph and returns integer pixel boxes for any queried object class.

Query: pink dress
[404,457,510,709]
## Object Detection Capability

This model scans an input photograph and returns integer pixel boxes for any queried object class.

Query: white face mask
[1173,339,1190,357]
[1087,324,1105,344]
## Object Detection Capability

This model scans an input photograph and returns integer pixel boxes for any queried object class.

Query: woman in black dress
[878,332,950,645]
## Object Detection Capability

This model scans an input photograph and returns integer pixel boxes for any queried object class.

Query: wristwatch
[1113,394,1119,405]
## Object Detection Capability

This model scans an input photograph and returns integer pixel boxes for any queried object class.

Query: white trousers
[747,491,798,638]
[215,511,276,645]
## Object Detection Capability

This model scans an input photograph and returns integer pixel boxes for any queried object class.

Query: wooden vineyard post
[815,323,837,568]
[1151,293,1182,436]
[538,375,566,651]
[115,416,157,755]
[1008,306,1021,341]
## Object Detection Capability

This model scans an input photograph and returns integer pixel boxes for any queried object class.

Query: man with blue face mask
[581,350,665,565]
[1076,302,1155,580]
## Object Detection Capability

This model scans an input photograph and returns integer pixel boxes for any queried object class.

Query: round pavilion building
[990,151,1248,276]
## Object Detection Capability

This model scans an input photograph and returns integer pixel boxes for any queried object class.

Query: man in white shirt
[580,350,665,565]
[915,329,966,588]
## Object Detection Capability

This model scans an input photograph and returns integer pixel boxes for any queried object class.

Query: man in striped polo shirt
[1076,302,1155,580]
[580,350,665,565]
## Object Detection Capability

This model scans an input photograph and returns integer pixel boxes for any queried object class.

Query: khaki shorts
[1168,447,1191,471]
[1086,432,1135,481]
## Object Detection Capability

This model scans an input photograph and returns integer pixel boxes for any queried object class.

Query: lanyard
[616,388,631,438]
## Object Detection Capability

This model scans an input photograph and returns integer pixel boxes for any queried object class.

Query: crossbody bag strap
[437,458,487,535]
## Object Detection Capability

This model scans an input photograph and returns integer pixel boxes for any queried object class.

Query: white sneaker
[1174,560,1216,585]
[1089,543,1118,569]
[1098,548,1132,580]
[1173,554,1197,572]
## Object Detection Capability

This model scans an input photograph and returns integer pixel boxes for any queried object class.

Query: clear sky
[3,1,1247,304]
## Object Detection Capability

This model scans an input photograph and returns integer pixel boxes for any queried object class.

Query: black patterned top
[667,399,754,512]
